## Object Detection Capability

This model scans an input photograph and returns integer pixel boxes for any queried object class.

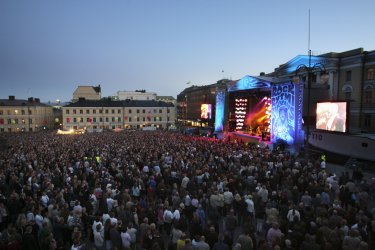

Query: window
[105,117,109,122]
[21,110,25,115]
[93,109,96,114]
[73,118,77,123]
[28,110,32,115]
[137,109,140,114]
[87,118,90,122]
[66,109,70,114]
[0,110,2,115]
[80,110,83,114]
[367,69,374,80]
[364,89,372,104]
[167,109,170,113]
[99,109,103,114]
[105,109,109,114]
[129,109,132,114]
[345,71,352,82]
[112,109,115,114]
[66,118,71,123]
[142,109,145,114]
[7,119,11,124]
[154,109,157,113]
[99,117,103,122]
[73,109,76,114]
[7,110,10,115]
[364,114,372,128]
[142,117,145,122]
[86,110,90,114]
[137,117,140,122]
[14,119,18,124]
[118,109,121,114]
[80,118,83,122]
[118,117,121,122]
[112,117,115,122]
[93,118,97,122]
[129,117,132,122]
[29,118,32,124]
[159,109,162,113]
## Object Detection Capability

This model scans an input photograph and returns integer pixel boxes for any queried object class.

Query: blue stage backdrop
[271,82,304,147]
[214,90,225,132]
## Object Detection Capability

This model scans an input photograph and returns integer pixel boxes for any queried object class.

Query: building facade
[0,96,54,132]
[62,99,175,130]
[176,79,233,128]
[272,48,375,133]
[73,85,101,101]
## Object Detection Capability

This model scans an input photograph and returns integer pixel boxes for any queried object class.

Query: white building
[117,90,156,101]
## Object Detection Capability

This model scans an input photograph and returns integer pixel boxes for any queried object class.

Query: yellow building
[72,85,101,101]
[0,96,54,132]
[62,98,176,130]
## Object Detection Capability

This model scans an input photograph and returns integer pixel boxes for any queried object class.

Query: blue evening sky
[1,0,374,102]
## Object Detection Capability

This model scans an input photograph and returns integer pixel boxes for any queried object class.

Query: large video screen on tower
[316,101,347,133]
[201,104,212,119]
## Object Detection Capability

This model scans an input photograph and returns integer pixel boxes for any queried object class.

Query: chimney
[8,96,15,101]
[28,97,34,102]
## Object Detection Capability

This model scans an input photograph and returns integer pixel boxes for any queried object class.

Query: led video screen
[316,101,347,133]
[201,104,212,119]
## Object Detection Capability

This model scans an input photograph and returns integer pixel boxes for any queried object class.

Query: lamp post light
[293,50,327,158]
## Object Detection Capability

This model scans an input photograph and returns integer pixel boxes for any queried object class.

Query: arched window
[342,84,353,100]
[364,84,373,104]
[367,68,374,80]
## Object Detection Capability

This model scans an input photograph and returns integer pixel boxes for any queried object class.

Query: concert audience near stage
[0,130,373,250]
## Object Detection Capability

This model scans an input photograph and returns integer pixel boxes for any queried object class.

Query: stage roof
[228,75,291,92]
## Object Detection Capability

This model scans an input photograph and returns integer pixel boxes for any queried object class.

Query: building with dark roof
[62,98,175,130]
[0,96,54,132]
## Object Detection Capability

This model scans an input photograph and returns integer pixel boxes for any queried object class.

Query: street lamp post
[294,50,327,158]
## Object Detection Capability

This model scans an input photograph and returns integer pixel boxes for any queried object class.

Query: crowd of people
[0,130,374,250]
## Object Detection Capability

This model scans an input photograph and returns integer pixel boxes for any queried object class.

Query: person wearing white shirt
[244,195,255,219]
[102,213,111,224]
[121,230,131,249]
[181,175,189,189]
[40,192,49,208]
[106,197,114,212]
[172,208,180,221]
[286,207,300,223]
[92,215,103,234]
[93,223,104,250]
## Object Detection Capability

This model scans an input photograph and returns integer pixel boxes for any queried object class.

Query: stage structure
[215,75,304,149]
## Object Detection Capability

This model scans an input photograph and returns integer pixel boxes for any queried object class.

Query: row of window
[0,110,32,115]
[345,68,374,82]
[0,118,33,125]
[65,108,169,115]
[66,116,169,123]
[343,88,372,103]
